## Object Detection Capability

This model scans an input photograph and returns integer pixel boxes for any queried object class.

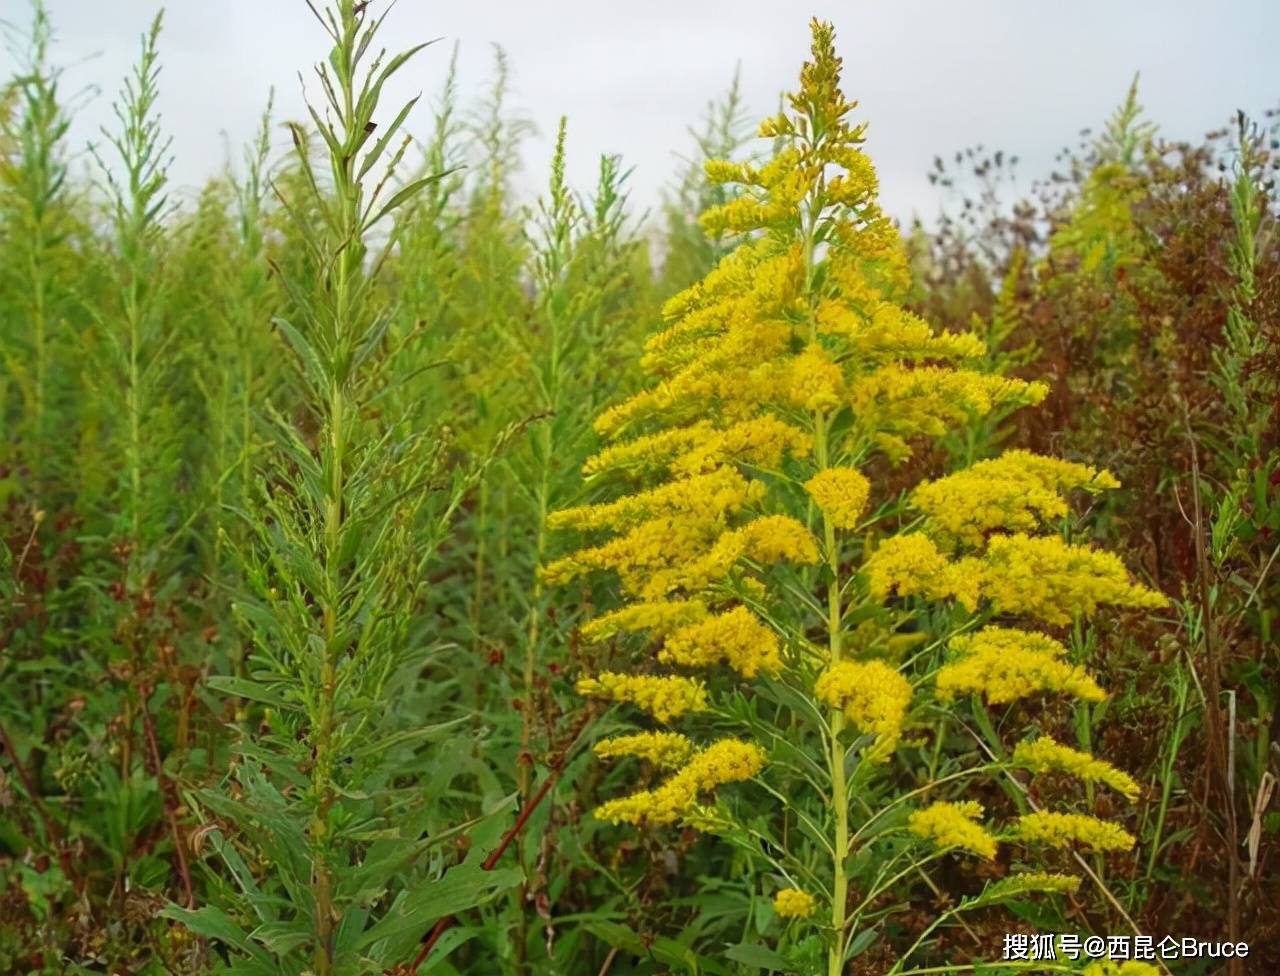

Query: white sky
[13,0,1280,225]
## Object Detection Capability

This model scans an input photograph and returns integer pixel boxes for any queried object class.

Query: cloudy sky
[15,0,1280,225]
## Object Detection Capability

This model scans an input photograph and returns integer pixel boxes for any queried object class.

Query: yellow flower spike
[660,606,782,678]
[804,467,871,530]
[979,871,1081,901]
[671,415,812,476]
[814,660,911,760]
[851,364,1049,462]
[865,533,959,604]
[935,627,1106,705]
[540,511,726,596]
[1012,736,1140,801]
[594,732,695,769]
[908,800,998,860]
[784,343,845,413]
[549,467,765,533]
[1013,811,1135,853]
[734,514,822,566]
[579,599,709,644]
[978,533,1169,624]
[593,739,766,826]
[574,673,709,723]
[910,450,1120,550]
[704,159,750,185]
[581,424,713,478]
[773,888,816,919]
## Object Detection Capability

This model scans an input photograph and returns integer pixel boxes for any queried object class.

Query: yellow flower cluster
[580,599,709,643]
[980,871,1081,901]
[814,659,912,760]
[911,450,1120,549]
[550,467,765,532]
[817,300,986,364]
[980,533,1167,625]
[772,888,816,919]
[907,800,998,859]
[784,343,846,412]
[935,627,1105,705]
[594,739,766,826]
[594,732,695,769]
[1014,811,1136,853]
[544,512,819,602]
[580,417,812,480]
[574,673,709,722]
[851,364,1048,463]
[804,466,871,529]
[1012,737,1140,801]
[866,533,967,606]
[866,531,1165,626]
[660,606,782,678]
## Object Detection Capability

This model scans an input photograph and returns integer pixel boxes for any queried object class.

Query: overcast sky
[13,0,1280,225]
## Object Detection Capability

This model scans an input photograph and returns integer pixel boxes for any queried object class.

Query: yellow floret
[594,739,766,826]
[1012,737,1140,801]
[772,888,816,919]
[814,659,912,760]
[1013,811,1135,853]
[935,627,1105,705]
[594,732,695,769]
[907,800,998,859]
[574,673,709,722]
[804,466,871,530]
[660,606,782,678]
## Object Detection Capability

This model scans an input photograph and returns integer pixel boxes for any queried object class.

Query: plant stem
[814,410,849,976]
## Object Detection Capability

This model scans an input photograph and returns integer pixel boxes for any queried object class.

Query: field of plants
[1,2,1277,974]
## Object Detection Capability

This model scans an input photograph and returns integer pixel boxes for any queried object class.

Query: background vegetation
[0,2,1275,974]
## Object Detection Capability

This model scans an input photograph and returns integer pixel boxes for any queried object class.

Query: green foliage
[0,4,1275,975]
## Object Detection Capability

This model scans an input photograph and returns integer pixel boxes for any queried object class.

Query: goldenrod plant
[547,21,1166,974]
[0,3,1276,972]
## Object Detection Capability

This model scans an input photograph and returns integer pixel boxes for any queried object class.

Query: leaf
[724,942,798,971]
[363,173,456,231]
[356,863,522,954]
[206,675,290,708]
[249,920,312,956]
[347,717,469,759]
[163,905,273,967]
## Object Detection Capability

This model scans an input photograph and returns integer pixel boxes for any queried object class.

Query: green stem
[814,411,850,976]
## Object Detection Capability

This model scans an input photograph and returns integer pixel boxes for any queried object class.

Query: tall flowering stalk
[546,21,1165,974]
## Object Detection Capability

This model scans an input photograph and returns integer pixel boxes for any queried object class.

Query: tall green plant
[0,0,78,493]
[169,4,520,973]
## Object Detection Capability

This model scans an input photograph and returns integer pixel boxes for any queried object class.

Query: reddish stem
[401,773,558,975]
[392,709,597,976]
[139,683,195,908]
